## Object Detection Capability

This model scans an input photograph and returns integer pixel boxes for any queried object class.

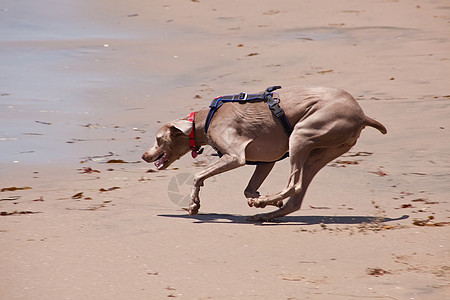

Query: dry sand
[1,0,449,299]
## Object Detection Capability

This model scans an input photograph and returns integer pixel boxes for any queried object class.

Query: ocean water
[0,0,169,165]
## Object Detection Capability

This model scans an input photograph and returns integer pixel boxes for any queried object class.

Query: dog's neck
[191,108,210,147]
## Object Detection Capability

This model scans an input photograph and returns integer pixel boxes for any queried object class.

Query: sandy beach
[1,0,449,299]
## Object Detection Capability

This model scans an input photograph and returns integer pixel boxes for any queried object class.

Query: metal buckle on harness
[238,92,248,100]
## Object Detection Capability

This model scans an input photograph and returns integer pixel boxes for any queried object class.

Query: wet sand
[1,0,449,299]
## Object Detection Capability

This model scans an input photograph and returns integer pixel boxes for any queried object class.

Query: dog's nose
[142,153,149,162]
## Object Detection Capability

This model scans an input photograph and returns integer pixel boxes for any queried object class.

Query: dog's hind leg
[249,112,363,209]
[248,127,314,208]
[248,144,353,221]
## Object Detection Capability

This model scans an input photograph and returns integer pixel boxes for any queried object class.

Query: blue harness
[204,86,292,165]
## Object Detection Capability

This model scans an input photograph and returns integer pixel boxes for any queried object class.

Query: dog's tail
[364,116,387,134]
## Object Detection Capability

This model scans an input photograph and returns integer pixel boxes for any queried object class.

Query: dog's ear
[169,119,192,135]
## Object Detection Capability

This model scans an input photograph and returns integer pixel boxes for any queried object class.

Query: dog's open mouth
[154,152,170,170]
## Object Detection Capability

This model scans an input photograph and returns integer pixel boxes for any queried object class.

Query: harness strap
[264,89,293,136]
[245,152,289,165]
[205,86,292,137]
[204,92,269,134]
[212,149,289,165]
[204,86,292,165]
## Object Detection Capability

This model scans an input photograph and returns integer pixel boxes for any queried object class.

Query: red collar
[188,112,202,158]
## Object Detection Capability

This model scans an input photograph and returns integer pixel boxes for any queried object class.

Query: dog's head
[142,119,193,170]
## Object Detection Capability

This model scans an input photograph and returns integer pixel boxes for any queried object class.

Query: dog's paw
[183,202,200,216]
[244,190,260,199]
[247,198,267,208]
[248,196,283,209]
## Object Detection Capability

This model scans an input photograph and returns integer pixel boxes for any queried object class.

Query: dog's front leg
[187,186,201,215]
[245,162,283,208]
[187,153,246,215]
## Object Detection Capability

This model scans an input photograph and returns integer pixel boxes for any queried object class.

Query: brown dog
[142,86,387,221]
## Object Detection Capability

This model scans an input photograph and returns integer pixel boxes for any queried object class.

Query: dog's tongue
[154,152,168,170]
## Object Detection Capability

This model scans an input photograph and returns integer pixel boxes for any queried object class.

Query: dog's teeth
[154,152,168,170]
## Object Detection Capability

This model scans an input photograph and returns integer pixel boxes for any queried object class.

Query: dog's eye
[156,135,164,146]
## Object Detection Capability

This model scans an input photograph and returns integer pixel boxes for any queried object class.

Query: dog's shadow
[159,212,409,226]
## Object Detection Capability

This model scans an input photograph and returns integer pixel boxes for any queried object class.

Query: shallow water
[0,1,165,164]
